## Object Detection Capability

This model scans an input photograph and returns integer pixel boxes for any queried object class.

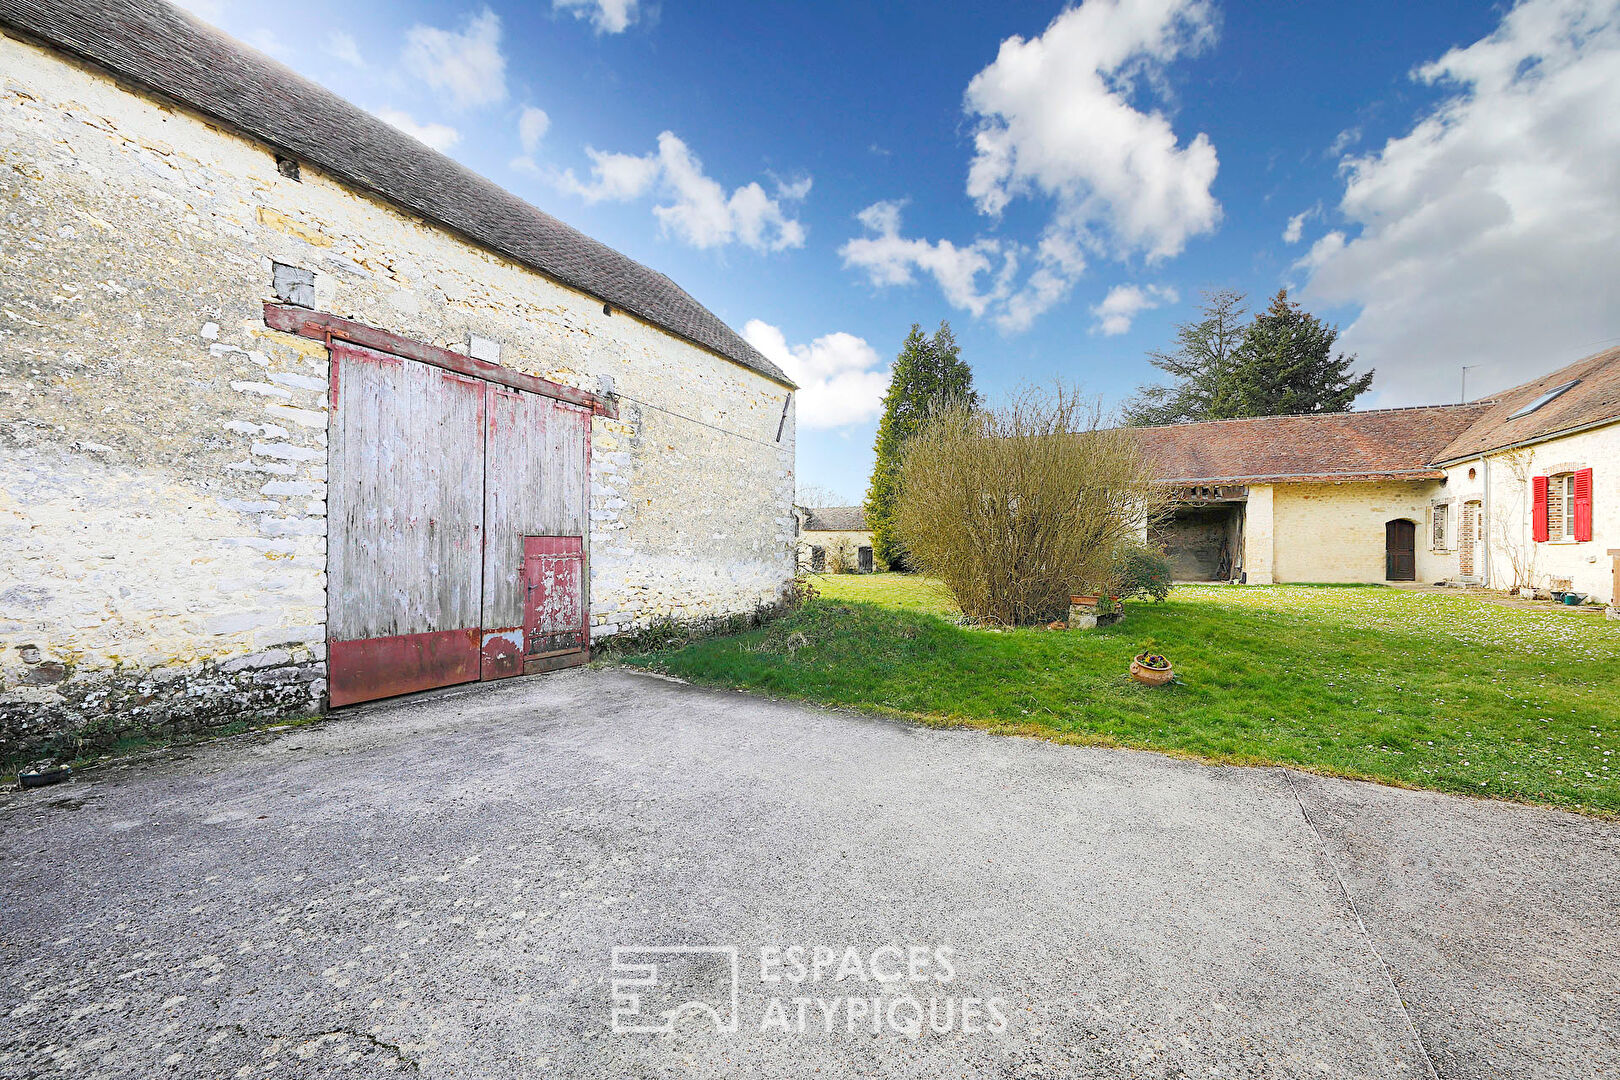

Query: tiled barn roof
[0,0,793,387]
[1136,404,1493,484]
[801,506,867,532]
[1435,347,1620,463]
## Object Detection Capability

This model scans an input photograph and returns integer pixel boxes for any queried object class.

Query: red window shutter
[1532,475,1550,542]
[1573,467,1593,542]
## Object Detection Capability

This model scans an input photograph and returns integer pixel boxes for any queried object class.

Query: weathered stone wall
[1150,505,1239,582]
[0,33,795,758]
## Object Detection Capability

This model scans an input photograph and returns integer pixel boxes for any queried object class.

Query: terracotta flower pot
[1130,654,1174,686]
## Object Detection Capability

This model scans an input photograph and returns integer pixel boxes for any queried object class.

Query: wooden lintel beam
[264,303,618,419]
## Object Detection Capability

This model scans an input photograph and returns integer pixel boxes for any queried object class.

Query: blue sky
[186,0,1620,504]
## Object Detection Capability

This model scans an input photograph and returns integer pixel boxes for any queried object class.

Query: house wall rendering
[0,31,795,756]
[1262,481,1450,586]
[1435,422,1619,603]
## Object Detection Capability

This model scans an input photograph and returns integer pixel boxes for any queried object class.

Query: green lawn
[623,574,1620,816]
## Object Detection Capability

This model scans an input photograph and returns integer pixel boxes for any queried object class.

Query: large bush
[893,388,1169,625]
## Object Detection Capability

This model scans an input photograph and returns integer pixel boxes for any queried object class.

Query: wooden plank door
[327,342,486,706]
[481,385,591,679]
[524,536,587,667]
[1385,519,1416,581]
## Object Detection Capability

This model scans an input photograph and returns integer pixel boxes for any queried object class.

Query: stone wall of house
[1441,423,1619,604]
[0,33,795,759]
[1245,480,1448,585]
[797,530,874,572]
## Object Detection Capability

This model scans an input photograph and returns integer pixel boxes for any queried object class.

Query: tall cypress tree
[864,322,977,570]
[1209,288,1373,418]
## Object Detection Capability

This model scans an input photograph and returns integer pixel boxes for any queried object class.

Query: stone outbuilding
[0,1,798,757]
[796,506,875,573]
[1138,348,1620,607]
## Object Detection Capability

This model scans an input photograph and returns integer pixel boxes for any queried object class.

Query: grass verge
[623,574,1620,816]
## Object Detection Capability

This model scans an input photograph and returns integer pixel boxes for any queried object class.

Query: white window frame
[1548,472,1576,542]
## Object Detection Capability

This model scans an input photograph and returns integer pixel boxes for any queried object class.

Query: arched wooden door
[1385,519,1416,581]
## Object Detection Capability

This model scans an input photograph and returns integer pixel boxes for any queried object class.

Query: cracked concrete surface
[1,668,1616,1078]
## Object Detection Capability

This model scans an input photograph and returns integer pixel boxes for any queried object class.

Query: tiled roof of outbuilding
[801,506,867,532]
[1135,347,1620,485]
[1136,404,1493,484]
[0,0,792,387]
[1435,347,1620,463]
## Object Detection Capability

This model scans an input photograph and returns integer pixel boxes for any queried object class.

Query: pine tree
[864,322,977,570]
[1210,288,1373,418]
[1121,289,1248,426]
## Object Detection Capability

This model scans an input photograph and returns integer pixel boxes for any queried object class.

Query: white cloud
[373,108,461,153]
[558,147,661,201]
[775,176,814,202]
[1282,203,1320,244]
[519,107,551,154]
[842,0,1219,333]
[509,106,551,173]
[965,0,1221,260]
[1327,126,1362,158]
[840,201,1005,316]
[744,320,890,429]
[558,132,808,252]
[554,0,639,34]
[1298,0,1620,404]
[402,8,507,110]
[839,201,1068,332]
[1297,230,1345,271]
[325,30,363,67]
[1091,283,1179,335]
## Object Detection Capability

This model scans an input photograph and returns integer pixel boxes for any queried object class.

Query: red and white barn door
[326,341,590,707]
[480,385,590,680]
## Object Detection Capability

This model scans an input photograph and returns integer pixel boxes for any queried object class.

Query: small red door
[523,535,587,671]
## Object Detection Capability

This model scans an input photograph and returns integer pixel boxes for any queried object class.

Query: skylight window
[1508,379,1580,419]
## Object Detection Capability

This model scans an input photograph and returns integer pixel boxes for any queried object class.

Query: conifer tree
[864,322,977,570]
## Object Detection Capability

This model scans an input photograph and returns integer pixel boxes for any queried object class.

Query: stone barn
[0,1,798,758]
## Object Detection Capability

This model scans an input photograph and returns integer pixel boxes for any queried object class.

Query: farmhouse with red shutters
[1137,348,1620,608]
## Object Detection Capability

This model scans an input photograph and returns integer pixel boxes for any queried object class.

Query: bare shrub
[893,387,1170,626]
[825,536,858,574]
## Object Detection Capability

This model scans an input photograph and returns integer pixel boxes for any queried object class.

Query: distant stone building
[0,0,798,757]
[1138,349,1619,607]
[796,507,875,573]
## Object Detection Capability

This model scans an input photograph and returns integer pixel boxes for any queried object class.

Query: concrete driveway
[2,669,1616,1079]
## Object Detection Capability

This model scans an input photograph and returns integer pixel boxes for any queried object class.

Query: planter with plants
[1130,652,1174,686]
